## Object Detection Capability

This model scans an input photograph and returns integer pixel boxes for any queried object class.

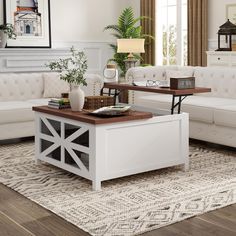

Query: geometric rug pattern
[0,142,235,236]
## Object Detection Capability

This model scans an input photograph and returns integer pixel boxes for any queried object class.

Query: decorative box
[170,77,195,90]
[84,96,114,110]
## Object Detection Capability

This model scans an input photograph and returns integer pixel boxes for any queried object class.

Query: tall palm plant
[104,7,154,76]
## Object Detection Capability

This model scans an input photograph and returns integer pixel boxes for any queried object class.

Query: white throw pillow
[165,69,194,83]
[43,73,70,98]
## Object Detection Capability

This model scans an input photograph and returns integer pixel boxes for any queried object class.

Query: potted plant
[104,7,154,77]
[47,46,88,111]
[0,23,16,48]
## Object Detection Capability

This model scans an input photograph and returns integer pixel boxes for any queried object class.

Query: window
[156,0,188,66]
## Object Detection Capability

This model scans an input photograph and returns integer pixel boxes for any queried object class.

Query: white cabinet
[207,51,236,67]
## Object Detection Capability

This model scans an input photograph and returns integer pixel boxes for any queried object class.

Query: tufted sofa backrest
[81,74,104,96]
[0,72,104,102]
[0,73,44,102]
[193,67,236,99]
[126,66,179,83]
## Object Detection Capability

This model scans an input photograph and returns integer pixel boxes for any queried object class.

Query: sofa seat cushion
[0,101,34,124]
[214,105,236,128]
[135,95,213,123]
[182,96,236,123]
[135,95,236,124]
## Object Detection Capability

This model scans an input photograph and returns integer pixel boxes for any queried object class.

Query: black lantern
[216,19,236,51]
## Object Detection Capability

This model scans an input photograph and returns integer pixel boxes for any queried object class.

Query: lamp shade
[117,39,145,53]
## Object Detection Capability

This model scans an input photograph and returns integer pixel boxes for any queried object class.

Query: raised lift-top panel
[103,82,211,96]
[33,106,153,125]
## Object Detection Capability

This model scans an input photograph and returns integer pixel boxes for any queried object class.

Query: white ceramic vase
[69,85,85,111]
[0,31,7,48]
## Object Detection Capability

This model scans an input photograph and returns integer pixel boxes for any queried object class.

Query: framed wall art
[3,0,51,48]
[226,4,236,24]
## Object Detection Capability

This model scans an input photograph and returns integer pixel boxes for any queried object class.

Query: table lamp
[117,38,145,71]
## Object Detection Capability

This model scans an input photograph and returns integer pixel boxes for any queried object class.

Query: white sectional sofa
[126,66,236,148]
[0,72,103,140]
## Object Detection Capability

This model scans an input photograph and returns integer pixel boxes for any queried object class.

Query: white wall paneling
[0,48,70,73]
[208,39,218,51]
[0,42,113,74]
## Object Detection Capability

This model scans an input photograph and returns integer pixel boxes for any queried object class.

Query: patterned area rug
[0,142,236,236]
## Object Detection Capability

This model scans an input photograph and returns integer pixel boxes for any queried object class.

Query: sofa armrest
[82,74,104,96]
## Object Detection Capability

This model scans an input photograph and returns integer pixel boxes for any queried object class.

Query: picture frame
[226,4,236,24]
[3,0,51,48]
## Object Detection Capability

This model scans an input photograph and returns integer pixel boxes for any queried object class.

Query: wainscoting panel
[6,59,51,68]
[0,49,70,73]
[0,42,113,75]
[208,39,229,51]
[84,47,102,73]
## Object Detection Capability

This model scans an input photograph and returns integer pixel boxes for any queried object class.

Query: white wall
[2,1,234,63]
[51,0,140,45]
[0,0,140,74]
[0,0,140,45]
[208,0,236,50]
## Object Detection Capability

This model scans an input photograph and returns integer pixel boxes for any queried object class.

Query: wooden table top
[103,82,211,96]
[33,106,153,125]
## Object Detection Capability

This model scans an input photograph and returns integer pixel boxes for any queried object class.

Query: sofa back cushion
[0,72,104,102]
[0,73,44,102]
[126,65,179,82]
[166,67,195,82]
[194,67,236,99]
[43,73,70,98]
[126,66,178,103]
[81,74,104,96]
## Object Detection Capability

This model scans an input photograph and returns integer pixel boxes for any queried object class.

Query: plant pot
[69,86,85,111]
[0,31,7,48]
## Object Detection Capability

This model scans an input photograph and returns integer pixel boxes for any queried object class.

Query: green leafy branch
[47,47,88,86]
[0,23,17,39]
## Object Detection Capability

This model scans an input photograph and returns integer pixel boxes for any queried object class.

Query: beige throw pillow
[43,73,70,98]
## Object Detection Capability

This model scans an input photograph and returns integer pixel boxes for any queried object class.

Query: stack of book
[48,98,70,109]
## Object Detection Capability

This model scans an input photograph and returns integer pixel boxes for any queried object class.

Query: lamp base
[124,58,138,71]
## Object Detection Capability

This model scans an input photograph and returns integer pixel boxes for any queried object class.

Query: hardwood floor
[0,183,235,236]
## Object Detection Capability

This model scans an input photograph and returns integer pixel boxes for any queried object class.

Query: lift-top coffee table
[33,106,189,190]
